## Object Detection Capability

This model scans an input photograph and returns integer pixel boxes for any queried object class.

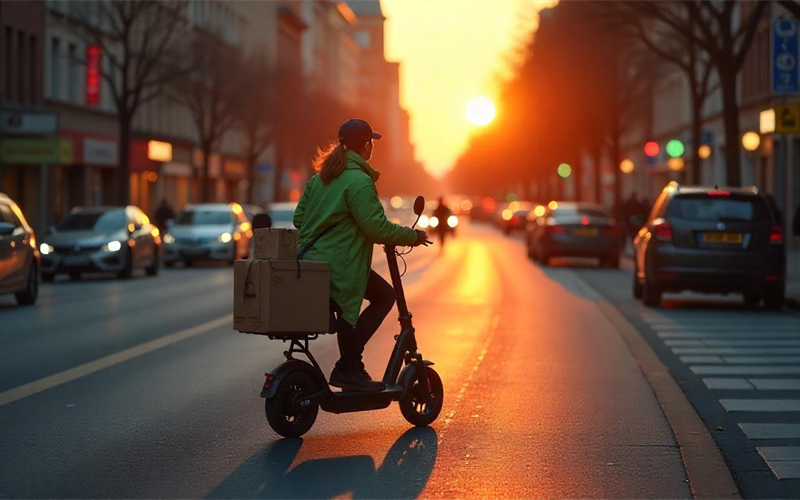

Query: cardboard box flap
[269,260,330,271]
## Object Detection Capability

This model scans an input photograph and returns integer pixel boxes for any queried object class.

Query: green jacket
[294,150,417,325]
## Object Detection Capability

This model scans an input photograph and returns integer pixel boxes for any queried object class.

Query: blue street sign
[255,162,273,174]
[771,19,799,95]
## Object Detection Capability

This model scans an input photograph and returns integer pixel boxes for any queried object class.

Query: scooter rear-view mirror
[413,196,425,216]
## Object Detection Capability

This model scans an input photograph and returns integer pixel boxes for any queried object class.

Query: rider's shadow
[207,427,438,499]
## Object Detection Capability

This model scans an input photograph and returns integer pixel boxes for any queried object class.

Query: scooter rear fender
[260,359,322,399]
[398,360,435,400]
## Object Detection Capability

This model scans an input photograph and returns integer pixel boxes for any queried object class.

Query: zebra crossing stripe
[740,424,800,439]
[720,399,800,412]
[702,378,754,390]
[673,347,800,355]
[692,366,800,375]
[749,379,800,390]
[666,340,800,347]
[660,332,800,340]
[757,447,800,479]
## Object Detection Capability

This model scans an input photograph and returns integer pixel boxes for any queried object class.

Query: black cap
[338,119,382,147]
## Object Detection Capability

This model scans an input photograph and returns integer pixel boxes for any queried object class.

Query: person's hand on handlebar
[414,229,432,246]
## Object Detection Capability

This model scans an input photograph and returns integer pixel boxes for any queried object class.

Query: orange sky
[382,0,553,178]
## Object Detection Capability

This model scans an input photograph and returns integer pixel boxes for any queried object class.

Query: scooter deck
[321,384,403,414]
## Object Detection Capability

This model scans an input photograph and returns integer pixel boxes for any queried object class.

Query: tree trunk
[592,145,603,203]
[201,144,212,202]
[118,115,132,205]
[572,157,582,201]
[690,94,703,185]
[272,153,282,203]
[720,67,742,186]
[246,151,257,205]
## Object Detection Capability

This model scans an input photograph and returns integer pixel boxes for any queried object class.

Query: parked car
[41,205,160,281]
[633,183,785,309]
[528,202,620,267]
[163,203,252,266]
[0,193,39,305]
[268,202,298,229]
[500,202,535,235]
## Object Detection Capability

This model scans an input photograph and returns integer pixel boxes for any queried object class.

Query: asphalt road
[0,223,693,499]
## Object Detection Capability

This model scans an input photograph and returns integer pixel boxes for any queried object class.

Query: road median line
[570,271,740,500]
[0,314,232,408]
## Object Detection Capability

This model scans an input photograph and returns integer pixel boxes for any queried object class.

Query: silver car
[268,202,298,229]
[163,203,252,266]
[41,206,161,281]
[0,192,39,305]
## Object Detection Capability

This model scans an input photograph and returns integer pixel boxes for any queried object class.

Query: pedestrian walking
[154,198,175,232]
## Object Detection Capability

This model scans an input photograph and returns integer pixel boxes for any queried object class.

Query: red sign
[86,45,101,106]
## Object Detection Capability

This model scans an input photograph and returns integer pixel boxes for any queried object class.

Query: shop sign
[0,137,73,165]
[86,45,102,106]
[0,110,58,135]
[83,137,117,166]
[223,159,247,178]
[147,140,173,162]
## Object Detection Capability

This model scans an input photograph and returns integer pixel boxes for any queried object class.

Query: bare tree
[237,55,275,205]
[76,0,190,204]
[172,35,242,202]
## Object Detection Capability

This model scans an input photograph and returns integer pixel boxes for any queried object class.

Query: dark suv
[633,183,786,310]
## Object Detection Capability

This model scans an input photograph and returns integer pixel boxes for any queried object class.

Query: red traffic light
[644,141,660,157]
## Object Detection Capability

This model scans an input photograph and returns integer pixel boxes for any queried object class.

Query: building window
[50,37,61,100]
[68,43,78,103]
[17,32,26,103]
[4,28,12,100]
[30,35,38,104]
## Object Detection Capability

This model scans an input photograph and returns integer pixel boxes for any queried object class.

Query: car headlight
[218,232,233,243]
[163,234,175,245]
[40,243,54,255]
[447,215,459,228]
[418,215,429,229]
[102,241,123,252]
[429,216,439,228]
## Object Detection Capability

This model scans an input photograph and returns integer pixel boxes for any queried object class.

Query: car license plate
[573,228,598,237]
[63,255,91,266]
[703,232,743,244]
[182,248,209,256]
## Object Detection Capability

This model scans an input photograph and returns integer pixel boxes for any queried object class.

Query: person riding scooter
[293,118,428,393]
[432,197,453,249]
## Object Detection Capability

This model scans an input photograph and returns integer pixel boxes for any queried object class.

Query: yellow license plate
[703,232,742,244]
[573,228,598,237]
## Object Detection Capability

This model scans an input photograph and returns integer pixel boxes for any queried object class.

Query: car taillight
[770,225,784,245]
[604,225,620,237]
[653,220,673,242]
[707,190,731,196]
[547,225,566,235]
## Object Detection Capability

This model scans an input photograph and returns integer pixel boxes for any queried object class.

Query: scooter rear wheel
[265,370,320,438]
[400,366,444,427]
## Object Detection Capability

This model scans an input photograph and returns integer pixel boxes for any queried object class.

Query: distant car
[528,202,620,267]
[163,203,252,266]
[633,183,786,309]
[500,202,536,235]
[0,193,39,305]
[41,206,160,281]
[268,202,298,229]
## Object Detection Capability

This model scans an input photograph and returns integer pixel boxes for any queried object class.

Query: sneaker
[358,362,373,381]
[330,367,386,393]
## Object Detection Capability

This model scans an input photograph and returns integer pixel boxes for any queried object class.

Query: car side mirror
[413,196,426,216]
[0,222,14,236]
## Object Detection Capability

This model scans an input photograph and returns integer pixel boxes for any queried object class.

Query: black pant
[335,270,396,373]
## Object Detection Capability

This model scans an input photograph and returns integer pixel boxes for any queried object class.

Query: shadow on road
[207,427,438,499]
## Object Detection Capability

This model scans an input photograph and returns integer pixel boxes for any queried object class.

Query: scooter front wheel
[265,369,320,438]
[400,366,444,427]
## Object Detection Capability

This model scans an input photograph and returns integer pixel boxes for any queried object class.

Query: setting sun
[466,97,496,126]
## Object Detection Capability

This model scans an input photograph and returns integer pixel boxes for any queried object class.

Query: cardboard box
[253,228,298,260]
[233,259,330,334]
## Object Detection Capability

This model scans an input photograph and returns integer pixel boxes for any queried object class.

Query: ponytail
[313,142,347,184]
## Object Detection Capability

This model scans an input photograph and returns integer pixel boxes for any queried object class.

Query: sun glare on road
[466,97,496,126]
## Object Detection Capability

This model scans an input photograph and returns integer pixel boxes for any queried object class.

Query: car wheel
[118,249,133,279]
[42,273,54,283]
[642,274,662,307]
[743,292,761,308]
[145,252,159,277]
[632,268,643,299]
[764,288,785,311]
[15,264,39,306]
[69,272,82,281]
[164,260,175,268]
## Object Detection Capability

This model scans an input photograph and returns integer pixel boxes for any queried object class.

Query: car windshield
[175,210,231,226]
[270,210,294,223]
[668,195,769,222]
[553,207,608,218]
[58,210,126,231]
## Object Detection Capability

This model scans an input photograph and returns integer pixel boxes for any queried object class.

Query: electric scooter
[260,196,444,438]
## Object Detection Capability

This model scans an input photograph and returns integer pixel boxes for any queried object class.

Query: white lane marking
[666,340,800,347]
[720,399,800,412]
[673,347,800,355]
[659,332,800,339]
[702,378,754,390]
[740,424,800,439]
[720,356,800,364]
[680,355,724,364]
[750,379,800,390]
[0,315,232,408]
[757,448,800,480]
[693,366,800,375]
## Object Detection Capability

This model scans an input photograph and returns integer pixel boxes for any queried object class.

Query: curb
[574,276,741,500]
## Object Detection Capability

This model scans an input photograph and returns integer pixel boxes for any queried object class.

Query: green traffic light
[557,163,572,178]
[666,139,684,158]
